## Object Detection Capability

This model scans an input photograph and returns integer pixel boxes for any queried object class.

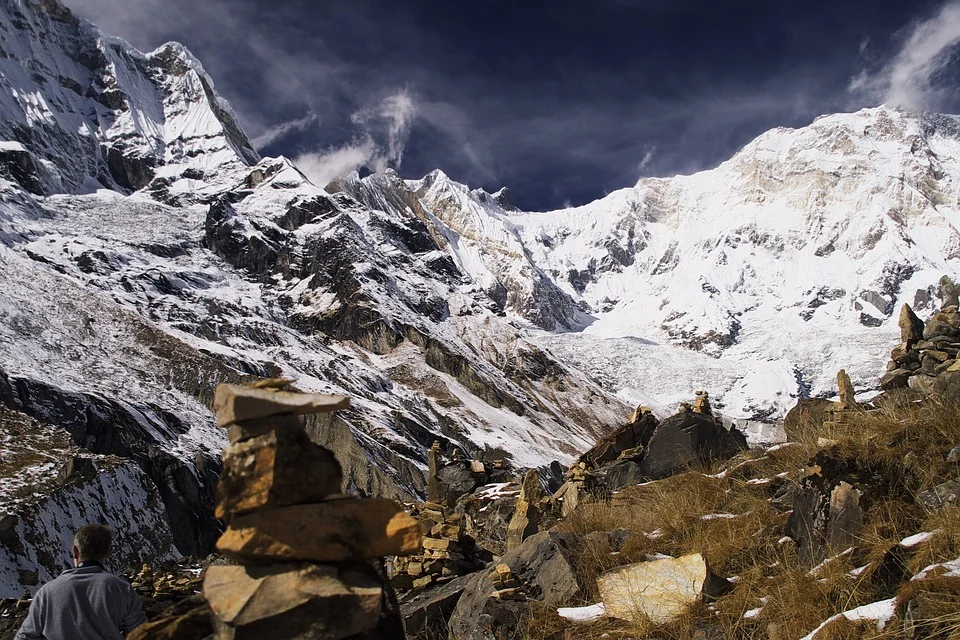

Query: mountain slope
[407,107,960,418]
[0,0,627,596]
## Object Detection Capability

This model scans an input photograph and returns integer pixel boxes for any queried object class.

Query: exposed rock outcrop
[448,531,584,640]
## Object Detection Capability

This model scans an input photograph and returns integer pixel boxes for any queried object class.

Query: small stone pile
[203,380,421,639]
[489,563,529,601]
[391,501,485,592]
[129,560,204,607]
[821,369,861,430]
[881,276,960,394]
[551,462,593,517]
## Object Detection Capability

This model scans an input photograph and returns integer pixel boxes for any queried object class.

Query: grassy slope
[523,400,960,639]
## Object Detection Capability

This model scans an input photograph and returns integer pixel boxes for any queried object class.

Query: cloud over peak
[292,89,418,187]
[852,0,960,110]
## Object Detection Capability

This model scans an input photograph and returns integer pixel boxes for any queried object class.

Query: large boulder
[438,461,482,506]
[399,572,478,639]
[457,483,521,556]
[579,412,659,468]
[597,553,729,624]
[639,411,747,480]
[932,370,960,407]
[594,460,645,491]
[783,398,836,441]
[448,531,584,640]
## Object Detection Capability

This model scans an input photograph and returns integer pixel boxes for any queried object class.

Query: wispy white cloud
[851,0,960,110]
[637,145,657,175]
[292,89,418,186]
[349,88,418,171]
[251,112,320,149]
[291,142,376,188]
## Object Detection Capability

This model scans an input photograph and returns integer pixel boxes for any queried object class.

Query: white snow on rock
[900,530,940,548]
[799,597,899,639]
[913,556,960,581]
[557,603,606,623]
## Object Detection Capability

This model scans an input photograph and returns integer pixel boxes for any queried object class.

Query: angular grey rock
[448,531,583,640]
[899,303,924,349]
[939,275,959,309]
[917,478,960,509]
[639,411,747,480]
[399,573,477,639]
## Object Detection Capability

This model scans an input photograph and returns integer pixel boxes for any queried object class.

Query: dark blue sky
[71,0,960,209]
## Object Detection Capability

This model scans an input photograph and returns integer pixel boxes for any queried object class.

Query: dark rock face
[596,460,645,491]
[0,370,221,556]
[447,531,584,640]
[785,450,906,566]
[639,411,748,480]
[438,462,482,507]
[0,146,52,195]
[457,484,520,557]
[579,412,658,468]
[399,572,477,639]
[932,370,960,406]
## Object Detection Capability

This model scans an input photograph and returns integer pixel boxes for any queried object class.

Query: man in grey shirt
[16,524,147,639]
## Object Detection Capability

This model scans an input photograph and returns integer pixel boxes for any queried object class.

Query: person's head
[72,524,113,565]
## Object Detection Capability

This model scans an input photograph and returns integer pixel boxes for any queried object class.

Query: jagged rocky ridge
[0,0,624,596]
[2,0,960,604]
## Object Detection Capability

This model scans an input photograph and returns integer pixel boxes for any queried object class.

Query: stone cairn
[881,276,960,393]
[390,500,485,591]
[693,390,711,414]
[822,369,861,430]
[550,461,592,517]
[391,442,486,591]
[505,470,542,551]
[202,380,421,639]
[488,563,531,601]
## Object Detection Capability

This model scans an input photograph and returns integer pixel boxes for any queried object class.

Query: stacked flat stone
[550,462,591,517]
[203,381,421,640]
[489,563,527,601]
[390,501,484,592]
[881,289,960,393]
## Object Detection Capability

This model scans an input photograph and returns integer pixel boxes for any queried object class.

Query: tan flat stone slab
[204,563,381,639]
[214,383,350,428]
[217,499,421,562]
[598,553,707,625]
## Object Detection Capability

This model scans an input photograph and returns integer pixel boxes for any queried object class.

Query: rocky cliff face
[0,0,626,596]
[389,108,960,420]
[3,0,960,601]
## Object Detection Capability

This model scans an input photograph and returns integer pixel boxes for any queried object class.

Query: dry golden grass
[523,398,960,639]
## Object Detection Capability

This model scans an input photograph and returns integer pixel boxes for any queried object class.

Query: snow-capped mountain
[0,0,625,596]
[378,108,960,418]
[1,0,959,598]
